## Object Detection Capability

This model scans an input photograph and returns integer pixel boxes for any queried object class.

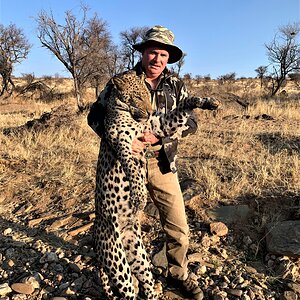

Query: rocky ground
[0,193,299,300]
[0,104,299,300]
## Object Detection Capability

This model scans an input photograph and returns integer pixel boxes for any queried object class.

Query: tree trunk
[0,73,14,96]
[73,77,84,111]
[271,76,286,97]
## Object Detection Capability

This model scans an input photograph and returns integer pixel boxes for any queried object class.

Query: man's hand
[142,131,160,145]
[132,132,160,158]
[132,138,146,157]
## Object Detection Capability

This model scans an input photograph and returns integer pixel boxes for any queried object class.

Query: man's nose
[153,55,159,61]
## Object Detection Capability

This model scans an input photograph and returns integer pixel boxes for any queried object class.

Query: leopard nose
[147,109,153,118]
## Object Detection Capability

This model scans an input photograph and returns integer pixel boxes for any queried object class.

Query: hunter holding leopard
[88,25,220,299]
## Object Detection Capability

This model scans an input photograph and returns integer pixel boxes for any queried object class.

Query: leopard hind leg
[94,217,137,299]
[122,222,157,300]
[98,267,118,300]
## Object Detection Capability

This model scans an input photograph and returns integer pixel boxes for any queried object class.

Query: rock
[233,275,244,284]
[288,282,300,294]
[39,251,59,263]
[4,259,15,268]
[227,288,243,297]
[0,283,12,296]
[62,287,76,295]
[151,244,168,269]
[195,265,207,275]
[58,282,69,292]
[164,290,186,299]
[187,252,203,263]
[48,216,75,230]
[71,276,86,290]
[5,248,16,259]
[245,266,257,274]
[201,234,212,248]
[266,220,300,257]
[15,202,33,214]
[207,205,251,224]
[68,262,81,273]
[11,283,35,294]
[3,228,12,235]
[213,293,226,300]
[21,276,40,289]
[282,291,298,300]
[220,249,228,259]
[210,222,229,236]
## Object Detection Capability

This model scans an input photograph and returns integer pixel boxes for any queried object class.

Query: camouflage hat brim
[133,40,183,64]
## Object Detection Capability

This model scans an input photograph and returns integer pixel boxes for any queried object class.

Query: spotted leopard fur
[93,71,219,299]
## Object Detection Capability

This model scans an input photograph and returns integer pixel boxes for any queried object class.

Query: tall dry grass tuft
[248,99,300,123]
[177,100,300,219]
[0,111,100,216]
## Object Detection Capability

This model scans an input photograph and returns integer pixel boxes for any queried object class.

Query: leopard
[93,70,220,299]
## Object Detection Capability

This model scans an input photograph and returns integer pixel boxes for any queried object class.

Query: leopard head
[112,72,153,120]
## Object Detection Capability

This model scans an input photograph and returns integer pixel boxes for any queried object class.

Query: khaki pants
[146,157,189,280]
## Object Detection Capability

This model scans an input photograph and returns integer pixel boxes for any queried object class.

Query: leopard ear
[111,76,125,91]
[140,73,147,83]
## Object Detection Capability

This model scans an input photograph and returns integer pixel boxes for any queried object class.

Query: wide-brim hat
[132,25,183,64]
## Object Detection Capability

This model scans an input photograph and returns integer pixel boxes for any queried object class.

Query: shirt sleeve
[176,80,198,137]
[87,81,113,138]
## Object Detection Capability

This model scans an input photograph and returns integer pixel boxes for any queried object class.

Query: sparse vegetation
[0,76,299,299]
[0,4,299,295]
[36,5,114,110]
[1,77,299,218]
[0,23,31,96]
[264,22,300,97]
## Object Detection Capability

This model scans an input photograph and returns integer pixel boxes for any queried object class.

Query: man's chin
[148,66,162,74]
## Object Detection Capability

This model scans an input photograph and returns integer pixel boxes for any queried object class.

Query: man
[88,25,219,299]
[131,25,204,300]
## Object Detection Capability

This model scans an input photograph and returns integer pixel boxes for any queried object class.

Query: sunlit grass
[0,86,299,224]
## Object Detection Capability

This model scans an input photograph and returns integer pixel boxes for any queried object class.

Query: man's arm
[175,81,198,137]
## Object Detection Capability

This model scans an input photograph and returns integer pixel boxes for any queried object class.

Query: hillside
[0,78,299,299]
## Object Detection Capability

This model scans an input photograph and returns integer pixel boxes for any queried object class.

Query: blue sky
[0,0,299,79]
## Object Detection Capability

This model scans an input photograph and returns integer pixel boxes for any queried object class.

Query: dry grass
[0,78,299,230]
[177,98,300,226]
[0,102,99,218]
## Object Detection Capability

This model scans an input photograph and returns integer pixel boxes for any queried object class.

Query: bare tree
[0,23,31,96]
[182,72,192,89]
[255,65,268,88]
[195,74,202,85]
[265,22,300,96]
[36,5,114,110]
[119,26,149,70]
[217,72,236,84]
[170,53,186,77]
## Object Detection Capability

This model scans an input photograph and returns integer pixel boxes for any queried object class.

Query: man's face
[141,46,169,78]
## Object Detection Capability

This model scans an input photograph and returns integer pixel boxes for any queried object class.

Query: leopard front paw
[201,97,221,110]
[130,191,147,212]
